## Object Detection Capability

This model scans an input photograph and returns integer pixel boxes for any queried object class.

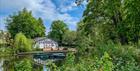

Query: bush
[14,33,32,52]
[92,41,140,71]
[46,41,140,71]
[54,52,113,71]
[114,58,140,71]
[138,40,140,48]
[0,47,13,56]
[14,58,32,71]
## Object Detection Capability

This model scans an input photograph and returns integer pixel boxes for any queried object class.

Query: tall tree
[38,17,46,37]
[77,0,140,44]
[122,0,140,44]
[48,20,68,45]
[63,30,77,46]
[6,8,46,38]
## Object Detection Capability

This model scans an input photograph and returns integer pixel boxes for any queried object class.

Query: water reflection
[0,53,65,71]
[0,59,3,71]
[33,53,65,65]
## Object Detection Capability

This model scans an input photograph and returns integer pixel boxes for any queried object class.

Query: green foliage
[101,52,113,71]
[6,8,46,38]
[0,47,13,56]
[46,60,58,71]
[14,58,32,71]
[43,39,140,71]
[63,30,77,46]
[114,58,140,71]
[64,52,75,65]
[73,1,140,70]
[93,42,140,71]
[78,0,140,45]
[0,30,12,46]
[14,33,32,52]
[44,0,140,70]
[50,43,140,71]
[48,20,68,45]
[123,0,140,44]
[51,52,113,71]
[76,35,93,53]
[138,40,140,48]
[2,0,140,71]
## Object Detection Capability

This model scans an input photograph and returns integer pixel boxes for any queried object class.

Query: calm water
[0,53,65,71]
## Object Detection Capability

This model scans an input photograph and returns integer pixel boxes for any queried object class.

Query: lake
[0,53,65,71]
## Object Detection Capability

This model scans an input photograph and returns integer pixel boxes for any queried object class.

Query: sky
[0,0,87,34]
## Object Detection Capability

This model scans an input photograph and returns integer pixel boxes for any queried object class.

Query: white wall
[34,42,58,49]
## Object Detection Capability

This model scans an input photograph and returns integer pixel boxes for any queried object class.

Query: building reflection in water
[0,53,65,71]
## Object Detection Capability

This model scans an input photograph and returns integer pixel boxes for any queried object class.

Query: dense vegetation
[15,58,32,71]
[48,20,69,45]
[80,0,140,44]
[0,0,140,71]
[1,8,45,54]
[48,20,77,46]
[6,8,46,38]
[47,0,140,71]
[14,33,32,53]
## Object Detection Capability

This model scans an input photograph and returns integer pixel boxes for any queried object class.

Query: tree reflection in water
[0,53,65,71]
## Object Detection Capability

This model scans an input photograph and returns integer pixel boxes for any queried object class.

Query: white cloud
[58,2,77,13]
[0,0,80,31]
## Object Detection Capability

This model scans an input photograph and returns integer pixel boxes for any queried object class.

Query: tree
[48,20,68,45]
[81,0,121,43]
[6,8,46,38]
[14,33,32,52]
[122,0,140,44]
[63,30,77,46]
[77,0,140,45]
[38,17,46,37]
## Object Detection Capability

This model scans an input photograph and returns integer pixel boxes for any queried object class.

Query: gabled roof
[34,37,47,42]
[34,37,58,45]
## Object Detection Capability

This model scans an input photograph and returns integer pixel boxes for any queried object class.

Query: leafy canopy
[6,8,46,38]
[48,20,68,45]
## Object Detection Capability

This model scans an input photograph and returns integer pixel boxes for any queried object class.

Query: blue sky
[0,0,87,34]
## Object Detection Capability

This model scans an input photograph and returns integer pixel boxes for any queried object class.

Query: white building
[34,37,58,49]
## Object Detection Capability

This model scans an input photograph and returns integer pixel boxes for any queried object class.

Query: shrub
[138,40,140,48]
[14,33,32,52]
[0,47,13,56]
[53,52,113,71]
[14,59,32,71]
[114,58,140,71]
[93,41,140,71]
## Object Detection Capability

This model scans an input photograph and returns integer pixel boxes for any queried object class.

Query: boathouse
[34,37,58,51]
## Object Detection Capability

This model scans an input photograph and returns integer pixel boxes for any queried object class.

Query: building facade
[34,37,58,50]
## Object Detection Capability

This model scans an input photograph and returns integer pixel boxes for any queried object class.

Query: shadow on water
[0,53,65,71]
